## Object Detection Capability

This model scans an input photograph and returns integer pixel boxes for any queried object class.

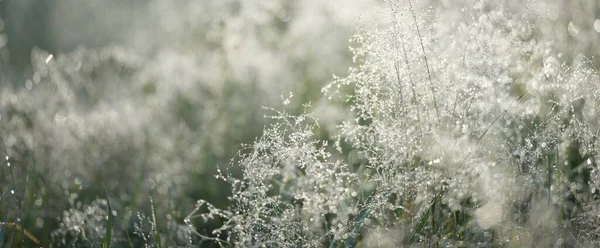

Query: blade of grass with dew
[409,190,445,243]
[102,184,113,248]
[340,190,379,248]
[150,196,162,248]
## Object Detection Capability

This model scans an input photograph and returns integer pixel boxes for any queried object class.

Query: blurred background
[0,0,599,247]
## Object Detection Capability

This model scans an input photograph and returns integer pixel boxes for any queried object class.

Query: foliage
[2,0,600,247]
[192,0,600,247]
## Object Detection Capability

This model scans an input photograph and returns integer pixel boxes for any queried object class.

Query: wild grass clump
[1,0,600,247]
[192,0,600,247]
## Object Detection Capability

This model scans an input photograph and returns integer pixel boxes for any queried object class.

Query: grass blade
[126,231,134,248]
[150,196,162,248]
[409,191,444,243]
[409,205,432,243]
[0,222,40,245]
[102,184,113,248]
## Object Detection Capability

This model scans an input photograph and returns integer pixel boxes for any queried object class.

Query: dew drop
[36,218,44,228]
[45,54,53,64]
[25,79,33,90]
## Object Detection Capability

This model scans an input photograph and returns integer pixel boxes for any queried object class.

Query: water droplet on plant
[45,54,54,64]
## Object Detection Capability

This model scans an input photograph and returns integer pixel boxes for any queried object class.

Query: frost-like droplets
[587,158,592,165]
[543,56,561,80]
[10,190,14,194]
[282,92,294,105]
[184,218,191,226]
[111,210,118,217]
[594,19,600,33]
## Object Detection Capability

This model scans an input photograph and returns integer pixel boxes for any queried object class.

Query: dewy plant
[190,0,600,247]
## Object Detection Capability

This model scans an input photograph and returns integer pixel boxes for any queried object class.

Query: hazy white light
[567,22,579,37]
[45,54,54,64]
[0,34,7,48]
[25,79,33,90]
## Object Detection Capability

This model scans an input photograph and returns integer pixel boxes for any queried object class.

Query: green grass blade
[126,231,134,248]
[409,191,444,243]
[409,205,432,243]
[150,196,162,248]
[102,184,113,248]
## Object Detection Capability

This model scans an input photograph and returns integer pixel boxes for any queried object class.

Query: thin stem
[408,0,440,120]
